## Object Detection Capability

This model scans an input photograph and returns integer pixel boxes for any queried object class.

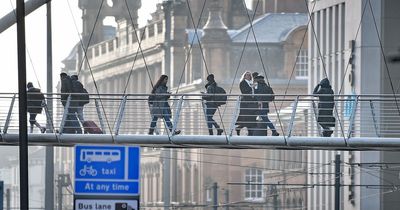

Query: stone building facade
[57,0,310,209]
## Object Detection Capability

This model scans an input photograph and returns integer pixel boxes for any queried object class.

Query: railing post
[171,96,184,135]
[114,95,127,135]
[229,96,241,136]
[347,96,359,138]
[3,94,16,134]
[311,99,322,136]
[43,100,54,133]
[59,95,71,134]
[287,96,299,138]
[95,99,106,134]
[369,100,379,137]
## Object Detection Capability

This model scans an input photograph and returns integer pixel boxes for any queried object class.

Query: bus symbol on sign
[80,149,121,163]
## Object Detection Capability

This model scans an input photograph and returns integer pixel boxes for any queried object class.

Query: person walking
[148,75,181,135]
[60,72,81,134]
[254,75,279,136]
[202,74,224,135]
[313,78,335,137]
[71,74,89,125]
[27,82,46,133]
[235,71,258,136]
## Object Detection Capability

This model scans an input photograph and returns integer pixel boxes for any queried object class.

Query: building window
[244,168,264,201]
[295,49,308,79]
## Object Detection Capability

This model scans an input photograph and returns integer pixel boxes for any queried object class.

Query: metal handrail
[1,93,400,142]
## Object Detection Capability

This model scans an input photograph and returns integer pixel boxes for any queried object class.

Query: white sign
[75,199,138,210]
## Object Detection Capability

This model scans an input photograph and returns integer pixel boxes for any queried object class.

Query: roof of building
[186,13,308,44]
[231,13,308,43]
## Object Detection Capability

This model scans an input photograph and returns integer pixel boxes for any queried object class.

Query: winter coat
[254,81,274,113]
[313,78,335,128]
[149,84,172,118]
[202,81,218,108]
[236,80,257,128]
[27,87,45,114]
[60,76,73,106]
[71,78,88,106]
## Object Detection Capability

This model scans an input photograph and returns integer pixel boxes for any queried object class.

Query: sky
[0,0,162,93]
[0,0,252,93]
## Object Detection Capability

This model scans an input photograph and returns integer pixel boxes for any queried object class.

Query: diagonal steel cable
[303,0,347,142]
[66,0,116,141]
[241,0,288,143]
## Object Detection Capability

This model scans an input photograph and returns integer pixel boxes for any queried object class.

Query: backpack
[213,86,227,106]
[264,85,275,102]
[81,88,90,105]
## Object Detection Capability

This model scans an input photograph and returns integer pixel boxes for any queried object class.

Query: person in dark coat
[60,72,72,107]
[235,71,258,136]
[60,72,81,134]
[27,82,46,133]
[313,78,335,137]
[202,74,224,135]
[71,74,86,125]
[254,76,279,136]
[148,75,181,135]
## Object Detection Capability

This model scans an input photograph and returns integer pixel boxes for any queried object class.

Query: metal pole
[162,149,170,210]
[0,0,50,33]
[213,182,218,210]
[16,0,29,209]
[45,2,54,210]
[6,189,10,210]
[224,189,229,210]
[335,154,341,210]
[273,186,278,210]
[57,175,62,210]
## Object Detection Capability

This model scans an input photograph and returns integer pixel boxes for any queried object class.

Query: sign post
[74,145,140,210]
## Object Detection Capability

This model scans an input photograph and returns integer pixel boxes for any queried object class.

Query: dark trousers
[150,109,173,131]
[206,107,220,134]
[260,109,276,132]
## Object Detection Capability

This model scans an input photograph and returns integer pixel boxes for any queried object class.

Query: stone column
[200,0,232,85]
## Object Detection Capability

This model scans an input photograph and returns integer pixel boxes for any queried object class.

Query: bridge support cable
[175,0,207,94]
[241,0,288,143]
[183,0,234,144]
[303,0,348,144]
[65,0,117,139]
[367,0,400,117]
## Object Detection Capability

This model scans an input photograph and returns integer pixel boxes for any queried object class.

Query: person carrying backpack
[71,74,89,125]
[27,82,46,133]
[254,75,279,136]
[60,72,81,134]
[202,74,224,135]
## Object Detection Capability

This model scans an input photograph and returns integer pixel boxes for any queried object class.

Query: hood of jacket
[320,78,331,88]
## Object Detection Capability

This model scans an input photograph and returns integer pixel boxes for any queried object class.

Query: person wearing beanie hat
[202,74,224,135]
[27,82,46,133]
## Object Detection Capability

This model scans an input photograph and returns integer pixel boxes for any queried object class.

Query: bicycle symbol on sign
[79,165,98,177]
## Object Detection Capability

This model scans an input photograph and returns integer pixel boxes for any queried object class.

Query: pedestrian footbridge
[1,93,400,150]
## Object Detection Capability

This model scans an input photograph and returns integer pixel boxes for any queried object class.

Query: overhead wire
[66,0,117,140]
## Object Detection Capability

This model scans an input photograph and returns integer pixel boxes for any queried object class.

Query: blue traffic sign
[74,145,140,196]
